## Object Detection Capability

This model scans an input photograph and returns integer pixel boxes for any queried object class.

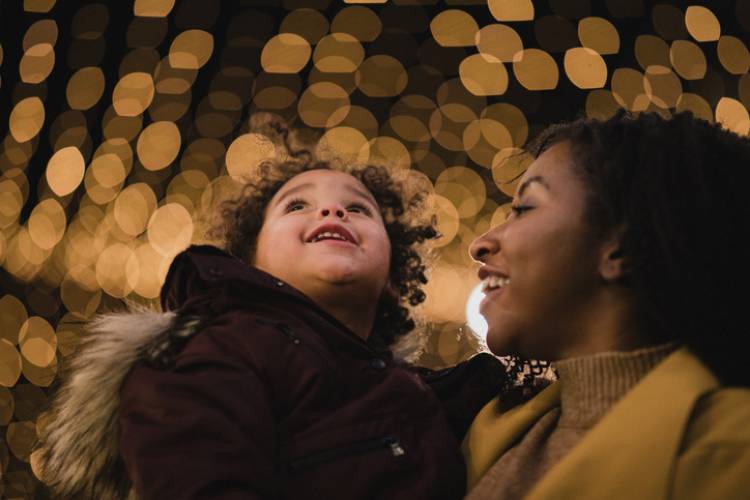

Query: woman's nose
[469,230,499,263]
[319,203,347,220]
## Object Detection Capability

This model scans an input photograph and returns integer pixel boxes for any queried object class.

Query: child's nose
[319,203,347,220]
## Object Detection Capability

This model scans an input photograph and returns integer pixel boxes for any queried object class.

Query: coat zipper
[288,435,405,472]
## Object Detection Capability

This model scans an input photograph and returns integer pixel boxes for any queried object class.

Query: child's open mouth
[307,224,357,245]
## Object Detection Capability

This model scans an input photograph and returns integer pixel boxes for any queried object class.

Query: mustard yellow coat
[463,348,750,499]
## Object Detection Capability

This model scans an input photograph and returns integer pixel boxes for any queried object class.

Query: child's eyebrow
[274,181,378,207]
[274,182,313,206]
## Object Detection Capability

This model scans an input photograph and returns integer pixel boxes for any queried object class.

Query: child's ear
[598,229,626,282]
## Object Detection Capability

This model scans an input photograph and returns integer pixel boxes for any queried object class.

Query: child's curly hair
[213,125,438,355]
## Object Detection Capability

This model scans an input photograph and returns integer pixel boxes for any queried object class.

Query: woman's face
[469,142,608,360]
[254,169,391,305]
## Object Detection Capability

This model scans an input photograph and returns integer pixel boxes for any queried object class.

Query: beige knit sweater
[465,343,677,500]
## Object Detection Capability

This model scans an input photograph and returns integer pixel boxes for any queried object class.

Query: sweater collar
[553,343,678,428]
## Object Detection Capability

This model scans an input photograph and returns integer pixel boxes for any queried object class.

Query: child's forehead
[276,169,377,202]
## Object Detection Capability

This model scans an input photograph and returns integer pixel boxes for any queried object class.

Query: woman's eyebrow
[518,176,549,197]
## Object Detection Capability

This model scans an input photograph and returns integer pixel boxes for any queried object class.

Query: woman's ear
[598,230,626,282]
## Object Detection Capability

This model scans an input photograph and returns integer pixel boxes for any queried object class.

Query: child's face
[254,169,391,304]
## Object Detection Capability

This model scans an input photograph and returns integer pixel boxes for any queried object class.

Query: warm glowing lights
[225,133,278,181]
[669,40,707,80]
[314,33,365,73]
[685,6,721,42]
[18,317,57,368]
[0,295,27,345]
[60,266,101,318]
[280,8,329,44]
[136,121,181,171]
[436,167,486,219]
[153,56,198,95]
[464,119,513,168]
[0,179,25,229]
[134,0,176,17]
[19,43,55,84]
[23,0,56,13]
[66,67,106,110]
[298,82,351,128]
[28,199,66,250]
[717,36,750,75]
[430,103,476,152]
[578,17,620,55]
[611,67,646,111]
[315,126,368,163]
[359,136,411,171]
[261,33,312,74]
[23,19,58,49]
[9,97,45,143]
[485,103,528,148]
[644,65,681,109]
[147,203,194,256]
[488,0,534,22]
[114,183,158,237]
[676,93,713,123]
[133,242,169,299]
[45,147,85,197]
[635,34,670,70]
[564,47,607,89]
[459,54,508,96]
[513,49,559,91]
[95,243,139,298]
[331,6,382,42]
[356,55,408,97]
[431,10,479,47]
[113,72,156,117]
[0,340,22,387]
[83,152,127,205]
[715,97,750,136]
[476,24,523,63]
[586,89,621,120]
[169,30,214,70]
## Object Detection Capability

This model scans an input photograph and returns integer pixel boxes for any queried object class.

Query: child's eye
[347,203,372,216]
[285,198,307,212]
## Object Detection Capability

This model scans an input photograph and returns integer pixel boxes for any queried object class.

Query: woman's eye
[510,204,532,217]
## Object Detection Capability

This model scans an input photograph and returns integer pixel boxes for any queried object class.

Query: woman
[38,126,504,499]
[463,111,750,499]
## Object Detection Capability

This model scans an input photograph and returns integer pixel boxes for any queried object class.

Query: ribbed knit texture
[465,343,676,500]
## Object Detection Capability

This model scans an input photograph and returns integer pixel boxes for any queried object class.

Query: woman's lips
[479,285,507,313]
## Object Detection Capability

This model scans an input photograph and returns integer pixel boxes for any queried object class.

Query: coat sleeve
[119,328,278,500]
[416,352,506,440]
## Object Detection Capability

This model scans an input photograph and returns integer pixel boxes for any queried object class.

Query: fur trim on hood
[37,310,194,500]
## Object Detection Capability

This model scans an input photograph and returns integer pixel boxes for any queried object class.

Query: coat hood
[37,309,192,499]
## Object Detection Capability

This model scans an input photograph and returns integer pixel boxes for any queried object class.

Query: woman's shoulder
[683,386,750,447]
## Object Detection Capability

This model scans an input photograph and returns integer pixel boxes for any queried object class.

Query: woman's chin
[485,326,519,358]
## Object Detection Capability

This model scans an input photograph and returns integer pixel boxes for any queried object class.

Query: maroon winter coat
[118,245,504,499]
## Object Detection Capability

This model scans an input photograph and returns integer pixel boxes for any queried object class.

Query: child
[37,130,504,499]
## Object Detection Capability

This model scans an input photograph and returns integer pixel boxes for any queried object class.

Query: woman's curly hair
[213,125,438,355]
[527,110,750,387]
